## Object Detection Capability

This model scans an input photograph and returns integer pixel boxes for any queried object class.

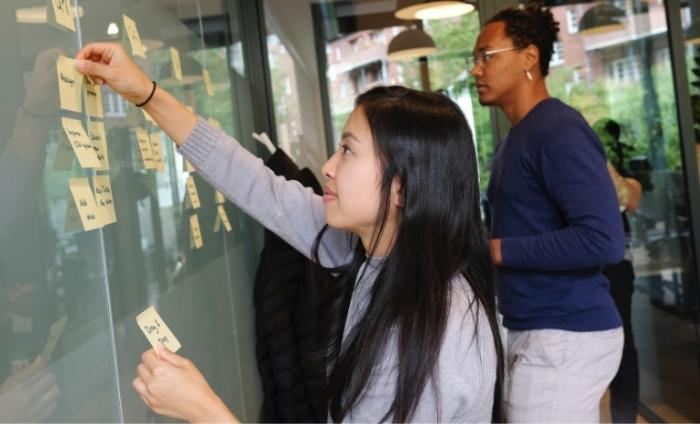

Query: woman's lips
[323,188,337,201]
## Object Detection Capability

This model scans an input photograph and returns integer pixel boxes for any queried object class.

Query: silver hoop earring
[525,69,533,81]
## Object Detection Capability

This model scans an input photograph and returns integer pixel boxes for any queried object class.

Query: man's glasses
[467,46,522,69]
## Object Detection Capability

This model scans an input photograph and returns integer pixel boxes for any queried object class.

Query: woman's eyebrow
[342,132,360,144]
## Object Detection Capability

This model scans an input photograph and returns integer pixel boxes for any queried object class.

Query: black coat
[254,149,329,423]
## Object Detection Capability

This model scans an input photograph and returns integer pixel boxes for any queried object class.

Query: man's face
[470,21,527,107]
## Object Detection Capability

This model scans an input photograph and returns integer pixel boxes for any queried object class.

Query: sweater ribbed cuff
[500,237,518,268]
[178,117,221,169]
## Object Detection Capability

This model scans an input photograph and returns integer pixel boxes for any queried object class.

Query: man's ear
[391,176,405,208]
[524,44,540,73]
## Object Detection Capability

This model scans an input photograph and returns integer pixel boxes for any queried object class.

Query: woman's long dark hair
[312,86,504,422]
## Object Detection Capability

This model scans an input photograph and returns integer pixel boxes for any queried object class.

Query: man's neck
[501,81,550,126]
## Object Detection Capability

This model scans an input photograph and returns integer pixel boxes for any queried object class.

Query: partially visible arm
[624,178,642,212]
[490,239,502,266]
[608,163,642,212]
[179,118,352,266]
[1,48,60,234]
[499,121,626,271]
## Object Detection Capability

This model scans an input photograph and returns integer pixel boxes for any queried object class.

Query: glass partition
[0,0,263,421]
[302,1,493,189]
[543,1,700,421]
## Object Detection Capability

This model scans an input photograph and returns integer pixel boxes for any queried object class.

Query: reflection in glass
[546,1,699,421]
[0,0,263,421]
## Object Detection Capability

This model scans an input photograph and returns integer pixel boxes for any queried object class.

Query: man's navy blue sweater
[487,98,625,331]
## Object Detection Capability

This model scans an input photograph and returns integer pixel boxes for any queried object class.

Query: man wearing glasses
[472,4,626,423]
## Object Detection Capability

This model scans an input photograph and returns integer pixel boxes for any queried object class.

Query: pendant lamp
[387,28,437,61]
[395,0,475,21]
[578,2,626,35]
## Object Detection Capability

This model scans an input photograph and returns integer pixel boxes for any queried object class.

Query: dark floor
[633,275,700,423]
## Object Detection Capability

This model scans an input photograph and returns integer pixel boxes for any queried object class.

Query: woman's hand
[0,356,60,422]
[74,43,153,104]
[74,42,197,147]
[132,346,239,423]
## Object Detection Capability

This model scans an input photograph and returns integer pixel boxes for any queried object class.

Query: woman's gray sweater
[180,118,497,423]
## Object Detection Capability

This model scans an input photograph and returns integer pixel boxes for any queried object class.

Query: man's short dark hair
[487,2,560,76]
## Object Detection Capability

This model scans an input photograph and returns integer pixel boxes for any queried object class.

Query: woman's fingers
[75,59,111,83]
[74,42,151,103]
[141,349,161,371]
[132,376,148,397]
[157,345,186,367]
[136,363,152,383]
[75,42,116,62]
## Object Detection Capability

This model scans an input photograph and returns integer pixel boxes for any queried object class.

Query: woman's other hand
[132,346,239,423]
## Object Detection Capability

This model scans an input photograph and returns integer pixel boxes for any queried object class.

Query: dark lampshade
[387,28,437,61]
[578,3,626,36]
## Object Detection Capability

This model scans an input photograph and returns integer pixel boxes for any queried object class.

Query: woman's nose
[321,153,337,179]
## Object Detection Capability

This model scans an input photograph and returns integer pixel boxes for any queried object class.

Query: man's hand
[490,238,502,266]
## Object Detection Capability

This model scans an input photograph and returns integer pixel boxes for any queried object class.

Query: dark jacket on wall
[254,148,329,423]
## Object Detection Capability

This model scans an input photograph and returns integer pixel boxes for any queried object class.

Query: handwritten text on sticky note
[57,55,83,112]
[136,306,181,354]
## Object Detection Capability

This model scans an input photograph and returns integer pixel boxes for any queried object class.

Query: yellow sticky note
[88,121,109,171]
[203,69,214,96]
[84,78,104,118]
[214,205,232,233]
[93,175,117,225]
[57,55,83,113]
[48,0,76,32]
[68,178,104,231]
[62,117,101,168]
[185,176,201,209]
[135,128,156,170]
[0,313,67,394]
[123,14,146,58]
[149,133,166,171]
[136,306,182,354]
[190,214,203,249]
[170,47,183,82]
[42,316,68,360]
[208,118,221,129]
[215,190,225,204]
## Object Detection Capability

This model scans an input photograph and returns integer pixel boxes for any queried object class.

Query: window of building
[104,90,127,118]
[550,41,565,67]
[607,56,640,82]
[566,8,579,34]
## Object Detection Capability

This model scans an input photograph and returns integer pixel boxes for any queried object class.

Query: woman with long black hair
[74,42,504,423]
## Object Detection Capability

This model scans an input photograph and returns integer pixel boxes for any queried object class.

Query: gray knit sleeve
[0,147,41,236]
[178,117,353,268]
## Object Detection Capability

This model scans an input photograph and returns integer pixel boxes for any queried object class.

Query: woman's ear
[391,176,405,208]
